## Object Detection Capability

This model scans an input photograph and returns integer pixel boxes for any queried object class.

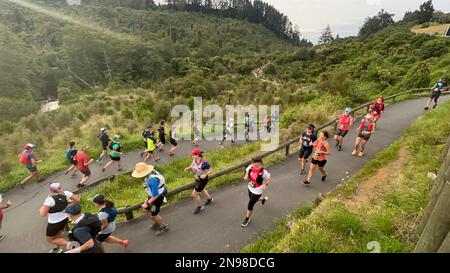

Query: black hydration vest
[48,194,68,214]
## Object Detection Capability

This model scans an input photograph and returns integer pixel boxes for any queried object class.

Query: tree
[359,9,395,38]
[403,0,434,24]
[318,25,334,45]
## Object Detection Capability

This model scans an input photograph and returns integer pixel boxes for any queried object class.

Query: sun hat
[131,162,155,178]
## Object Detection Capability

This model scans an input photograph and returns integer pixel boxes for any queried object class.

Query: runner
[352,112,377,157]
[65,203,103,253]
[157,120,166,151]
[92,194,129,250]
[64,141,78,178]
[298,124,317,175]
[219,118,235,147]
[245,112,250,142]
[0,195,12,242]
[370,96,385,127]
[303,131,331,185]
[18,143,42,189]
[143,132,161,163]
[102,135,125,173]
[425,77,449,110]
[168,127,178,156]
[263,115,272,133]
[193,120,201,146]
[97,128,110,163]
[334,108,354,151]
[39,182,79,253]
[184,149,214,214]
[132,163,169,236]
[73,146,94,188]
[241,157,272,227]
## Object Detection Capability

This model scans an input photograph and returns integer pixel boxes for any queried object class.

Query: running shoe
[101,167,106,172]
[352,149,358,156]
[150,222,161,231]
[155,224,169,236]
[261,197,269,206]
[424,107,429,111]
[321,174,327,182]
[0,234,5,241]
[300,169,306,175]
[241,217,251,227]
[193,206,204,214]
[433,104,438,109]
[358,152,364,157]
[302,180,311,185]
[49,248,63,253]
[76,183,85,188]
[337,145,342,152]
[121,240,129,249]
[204,197,214,206]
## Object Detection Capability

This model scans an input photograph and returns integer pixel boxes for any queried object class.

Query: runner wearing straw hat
[132,163,169,236]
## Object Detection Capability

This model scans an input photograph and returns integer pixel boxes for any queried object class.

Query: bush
[419,39,449,60]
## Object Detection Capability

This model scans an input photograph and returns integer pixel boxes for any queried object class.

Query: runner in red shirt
[352,112,377,157]
[334,107,354,152]
[0,196,12,241]
[370,96,384,129]
[73,146,94,188]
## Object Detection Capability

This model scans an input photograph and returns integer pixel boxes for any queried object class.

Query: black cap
[146,123,153,129]
[65,202,81,215]
[92,194,106,204]
[252,157,263,164]
[308,124,316,130]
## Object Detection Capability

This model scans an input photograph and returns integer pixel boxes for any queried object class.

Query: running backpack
[100,207,117,223]
[66,148,78,160]
[48,194,69,214]
[19,150,32,165]
[247,167,265,187]
[109,142,122,152]
[71,213,102,240]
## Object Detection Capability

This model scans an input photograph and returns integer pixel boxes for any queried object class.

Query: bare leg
[306,163,317,182]
[102,160,113,172]
[151,215,166,226]
[192,190,202,206]
[202,189,212,200]
[20,171,38,186]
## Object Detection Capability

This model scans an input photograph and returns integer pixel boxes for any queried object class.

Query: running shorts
[311,159,327,168]
[298,148,313,160]
[194,177,209,193]
[335,129,348,137]
[46,218,69,237]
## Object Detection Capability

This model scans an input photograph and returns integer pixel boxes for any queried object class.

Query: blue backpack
[100,207,117,223]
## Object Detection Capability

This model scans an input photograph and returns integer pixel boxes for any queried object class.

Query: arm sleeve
[97,212,109,221]
[64,191,74,200]
[263,170,271,180]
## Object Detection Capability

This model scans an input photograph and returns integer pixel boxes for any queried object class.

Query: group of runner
[299,96,385,185]
[7,78,447,251]
[39,181,128,253]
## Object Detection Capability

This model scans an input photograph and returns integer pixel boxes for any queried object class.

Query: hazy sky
[262,0,450,42]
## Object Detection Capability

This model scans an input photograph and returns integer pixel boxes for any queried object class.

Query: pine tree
[318,25,334,45]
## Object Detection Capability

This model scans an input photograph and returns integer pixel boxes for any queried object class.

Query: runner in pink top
[334,107,354,152]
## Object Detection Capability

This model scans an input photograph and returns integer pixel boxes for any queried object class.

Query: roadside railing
[111,88,435,220]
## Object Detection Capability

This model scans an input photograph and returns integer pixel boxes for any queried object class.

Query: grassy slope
[242,100,450,253]
[411,23,450,36]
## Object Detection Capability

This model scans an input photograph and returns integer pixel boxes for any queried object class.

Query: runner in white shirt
[39,182,79,253]
[241,157,272,227]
